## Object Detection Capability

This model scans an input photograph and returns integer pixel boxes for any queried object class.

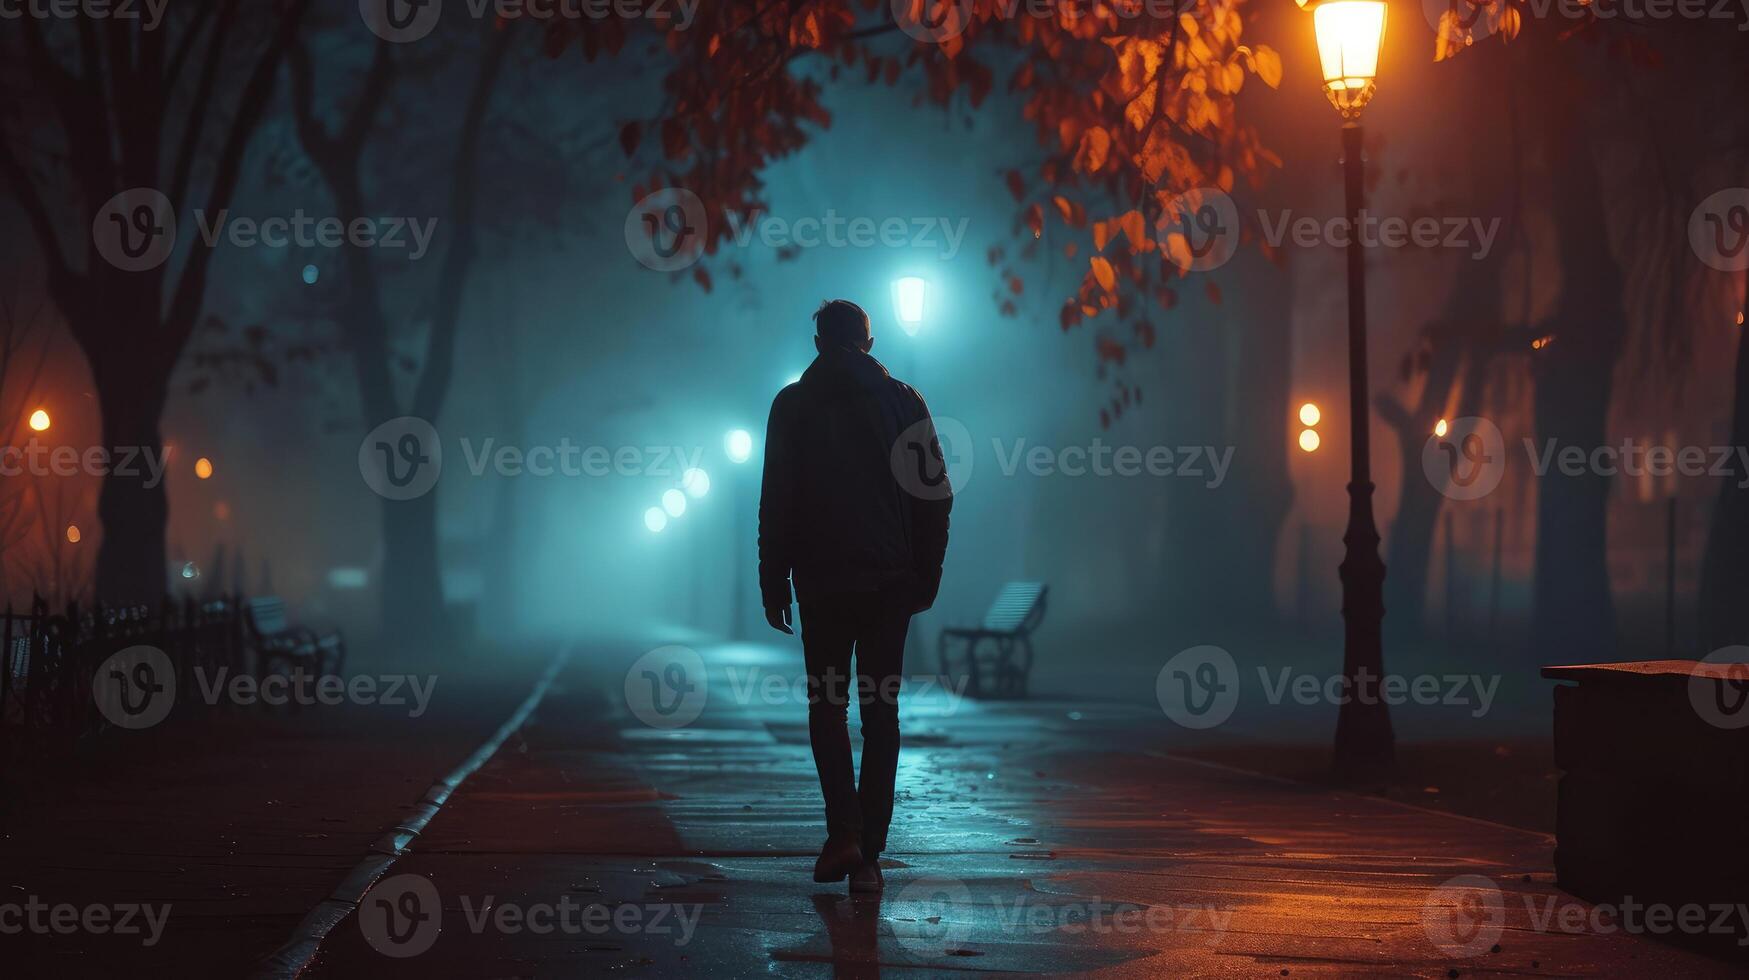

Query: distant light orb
[1434,418,1449,438]
[644,507,668,533]
[1298,402,1321,427]
[892,276,927,336]
[302,264,319,285]
[66,524,80,544]
[662,488,688,517]
[28,409,50,431]
[725,428,753,464]
[682,467,711,499]
[1298,429,1321,453]
[181,561,200,580]
[194,457,214,480]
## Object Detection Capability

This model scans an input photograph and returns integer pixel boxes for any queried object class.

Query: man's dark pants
[799,586,912,859]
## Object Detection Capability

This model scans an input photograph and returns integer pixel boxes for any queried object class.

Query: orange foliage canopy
[548,0,1281,420]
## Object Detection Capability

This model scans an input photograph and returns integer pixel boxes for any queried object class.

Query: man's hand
[765,604,795,635]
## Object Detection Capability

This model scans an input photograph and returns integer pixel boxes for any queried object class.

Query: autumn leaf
[1089,256,1117,294]
[1124,84,1156,134]
[1117,209,1147,251]
[1073,126,1111,174]
[1252,45,1282,89]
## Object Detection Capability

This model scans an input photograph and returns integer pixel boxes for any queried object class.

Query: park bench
[1543,659,1749,931]
[244,596,345,679]
[938,581,1048,698]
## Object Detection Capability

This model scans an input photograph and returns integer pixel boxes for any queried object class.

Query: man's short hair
[813,299,871,349]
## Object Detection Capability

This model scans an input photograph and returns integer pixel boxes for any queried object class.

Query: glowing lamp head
[66,524,80,544]
[1298,429,1322,453]
[1312,0,1387,120]
[644,507,668,533]
[1434,418,1449,438]
[892,276,927,336]
[1298,402,1322,427]
[725,429,753,464]
[28,409,50,431]
[682,467,711,498]
[194,457,214,480]
[662,488,688,518]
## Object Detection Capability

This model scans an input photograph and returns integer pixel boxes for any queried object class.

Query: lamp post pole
[1331,120,1394,777]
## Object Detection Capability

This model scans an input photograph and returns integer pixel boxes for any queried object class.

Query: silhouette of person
[759,299,952,893]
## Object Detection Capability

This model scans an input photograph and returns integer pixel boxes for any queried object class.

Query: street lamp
[1310,0,1395,778]
[892,276,927,337]
[28,408,50,432]
[724,428,753,464]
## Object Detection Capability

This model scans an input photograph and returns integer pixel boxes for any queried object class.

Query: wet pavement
[298,640,1739,978]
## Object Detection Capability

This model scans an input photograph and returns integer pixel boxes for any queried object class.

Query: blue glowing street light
[683,467,711,498]
[725,428,753,464]
[892,276,927,337]
[662,488,688,518]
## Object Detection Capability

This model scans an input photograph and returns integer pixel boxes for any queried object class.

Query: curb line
[249,645,572,979]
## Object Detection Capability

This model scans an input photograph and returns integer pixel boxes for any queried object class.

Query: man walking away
[757,298,953,893]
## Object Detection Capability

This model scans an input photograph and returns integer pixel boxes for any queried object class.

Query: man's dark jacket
[758,345,952,612]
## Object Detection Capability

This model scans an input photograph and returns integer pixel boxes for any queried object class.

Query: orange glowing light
[28,409,50,431]
[1434,418,1449,438]
[1298,429,1322,453]
[1298,402,1322,427]
[1531,334,1555,350]
[194,457,214,480]
[1738,311,1744,326]
[66,524,80,543]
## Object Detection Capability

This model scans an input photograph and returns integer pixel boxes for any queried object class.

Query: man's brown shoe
[812,835,864,882]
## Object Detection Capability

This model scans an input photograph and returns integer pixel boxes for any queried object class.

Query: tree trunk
[1698,278,1749,652]
[1523,32,1624,664]
[92,363,170,602]
[380,490,450,653]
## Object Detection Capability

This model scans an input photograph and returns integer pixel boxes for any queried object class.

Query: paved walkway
[0,651,547,977]
[299,641,1737,978]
